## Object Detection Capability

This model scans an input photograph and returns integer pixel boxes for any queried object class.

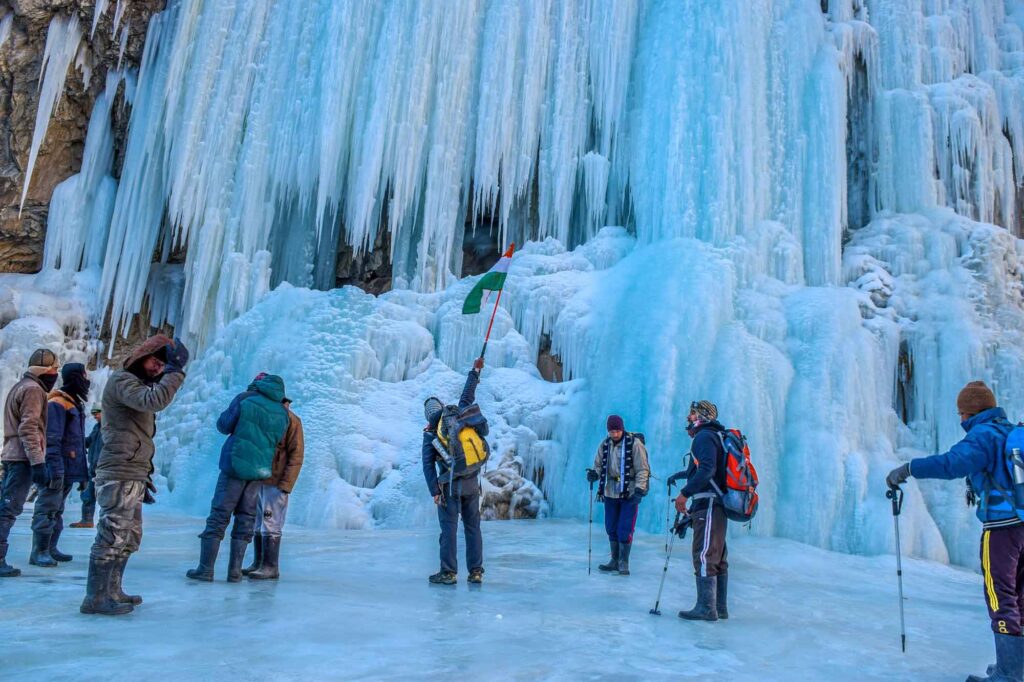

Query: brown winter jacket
[94,336,185,483]
[263,408,304,493]
[1,373,49,465]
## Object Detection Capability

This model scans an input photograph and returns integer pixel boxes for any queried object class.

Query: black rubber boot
[241,534,263,576]
[618,542,632,576]
[185,536,220,581]
[428,570,457,585]
[80,557,133,615]
[0,541,21,577]
[967,633,1024,682]
[717,573,729,619]
[249,536,280,580]
[678,575,719,621]
[49,528,72,562]
[226,539,249,583]
[598,541,620,572]
[29,532,57,567]
[111,557,142,605]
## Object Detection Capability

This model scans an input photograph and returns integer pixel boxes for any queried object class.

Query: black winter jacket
[680,421,727,511]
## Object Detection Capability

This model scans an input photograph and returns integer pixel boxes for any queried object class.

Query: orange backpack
[711,429,760,522]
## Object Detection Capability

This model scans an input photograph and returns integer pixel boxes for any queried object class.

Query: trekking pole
[665,482,673,553]
[587,477,595,575]
[886,485,907,653]
[651,512,683,615]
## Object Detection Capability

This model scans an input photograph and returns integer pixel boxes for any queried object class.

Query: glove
[30,463,50,487]
[473,356,484,372]
[667,471,687,487]
[164,337,190,374]
[586,469,599,484]
[635,487,648,498]
[77,481,86,492]
[674,494,688,514]
[143,478,157,505]
[674,515,693,539]
[886,463,911,489]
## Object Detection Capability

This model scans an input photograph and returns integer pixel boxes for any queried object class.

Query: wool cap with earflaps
[27,348,59,376]
[690,400,718,422]
[606,414,624,431]
[957,381,997,417]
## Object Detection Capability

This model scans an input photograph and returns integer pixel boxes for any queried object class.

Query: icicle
[117,20,129,70]
[0,14,13,50]
[92,0,109,39]
[74,43,92,90]
[19,14,82,211]
[112,0,126,39]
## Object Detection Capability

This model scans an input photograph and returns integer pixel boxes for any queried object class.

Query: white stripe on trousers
[699,507,714,577]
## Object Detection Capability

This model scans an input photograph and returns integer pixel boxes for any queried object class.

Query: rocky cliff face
[0,0,164,273]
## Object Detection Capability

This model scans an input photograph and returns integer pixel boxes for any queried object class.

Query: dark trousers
[201,472,261,542]
[0,462,32,544]
[981,525,1024,636]
[80,481,96,521]
[438,477,483,573]
[31,480,73,536]
[691,502,728,577]
[603,496,640,544]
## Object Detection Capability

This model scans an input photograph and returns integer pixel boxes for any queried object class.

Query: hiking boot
[468,568,484,584]
[429,570,457,585]
[50,528,72,562]
[226,539,249,583]
[967,633,1023,682]
[70,520,94,529]
[80,557,133,616]
[618,542,632,576]
[716,573,729,619]
[678,575,719,622]
[29,532,57,567]
[111,557,142,605]
[249,536,280,581]
[0,541,21,578]
[598,541,620,572]
[241,534,263,576]
[186,536,220,582]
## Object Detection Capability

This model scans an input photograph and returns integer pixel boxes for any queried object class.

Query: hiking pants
[90,480,145,561]
[255,484,290,538]
[80,480,96,522]
[0,461,32,544]
[603,496,640,544]
[200,472,261,542]
[691,502,728,577]
[438,476,483,573]
[31,479,73,536]
[981,525,1024,636]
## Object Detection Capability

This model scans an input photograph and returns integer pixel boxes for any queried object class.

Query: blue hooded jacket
[216,375,289,479]
[910,406,1017,528]
[45,391,89,484]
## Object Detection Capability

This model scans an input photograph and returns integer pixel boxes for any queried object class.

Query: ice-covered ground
[1,504,990,680]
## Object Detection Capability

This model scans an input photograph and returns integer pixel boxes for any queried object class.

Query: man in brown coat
[0,349,60,577]
[80,335,188,615]
[243,397,304,581]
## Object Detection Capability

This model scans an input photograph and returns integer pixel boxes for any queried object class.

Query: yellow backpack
[435,404,490,477]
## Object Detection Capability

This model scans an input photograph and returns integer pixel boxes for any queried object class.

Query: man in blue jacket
[887,381,1022,682]
[71,407,102,529]
[422,358,485,586]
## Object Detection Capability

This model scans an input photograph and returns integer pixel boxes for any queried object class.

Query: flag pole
[479,243,513,360]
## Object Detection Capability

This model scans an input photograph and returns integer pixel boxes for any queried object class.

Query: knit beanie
[690,400,718,422]
[957,381,996,417]
[424,397,444,425]
[606,414,625,432]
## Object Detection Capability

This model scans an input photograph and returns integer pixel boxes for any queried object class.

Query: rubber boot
[598,541,620,572]
[678,575,719,621]
[717,573,729,620]
[185,536,220,582]
[241,533,263,576]
[111,557,142,605]
[79,557,133,615]
[0,541,21,577]
[49,527,73,562]
[249,536,280,580]
[29,532,57,567]
[618,542,632,576]
[226,538,249,583]
[967,633,1024,682]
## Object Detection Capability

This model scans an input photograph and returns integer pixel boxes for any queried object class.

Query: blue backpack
[981,423,1024,523]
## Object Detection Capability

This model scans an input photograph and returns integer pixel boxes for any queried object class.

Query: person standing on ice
[586,415,650,575]
[241,396,304,581]
[81,335,188,616]
[30,363,91,567]
[422,357,487,585]
[887,381,1024,682]
[0,348,60,578]
[673,400,729,622]
[71,407,103,529]
[187,373,290,583]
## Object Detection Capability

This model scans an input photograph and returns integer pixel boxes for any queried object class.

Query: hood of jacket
[249,374,287,403]
[124,334,172,372]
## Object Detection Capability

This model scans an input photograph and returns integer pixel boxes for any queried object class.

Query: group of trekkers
[1,335,1022,681]
[0,335,305,616]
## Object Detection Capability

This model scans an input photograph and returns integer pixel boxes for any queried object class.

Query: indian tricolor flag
[462,243,514,314]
